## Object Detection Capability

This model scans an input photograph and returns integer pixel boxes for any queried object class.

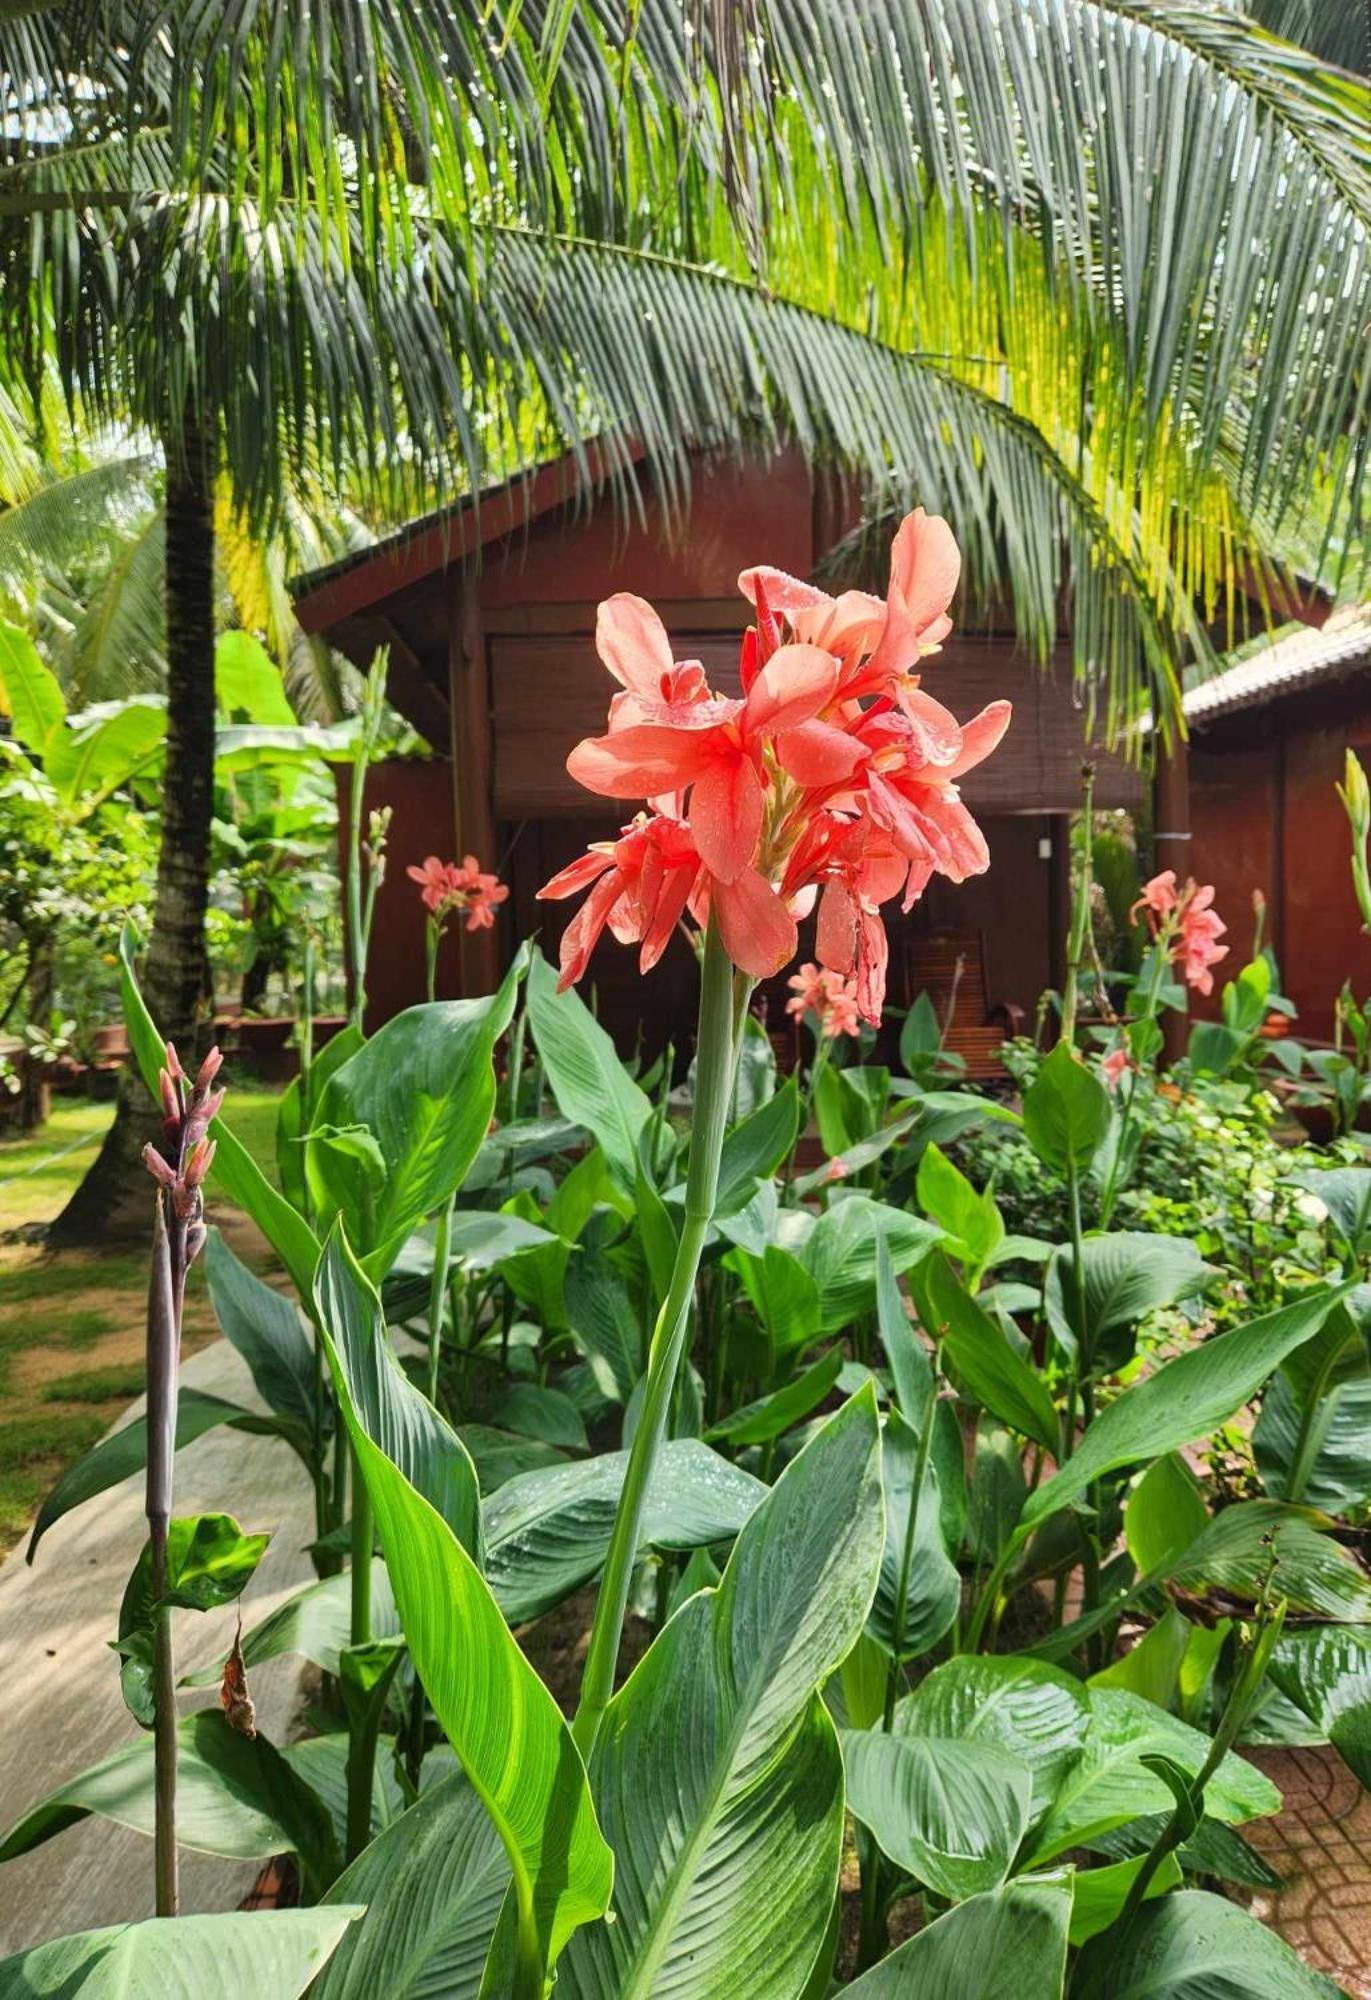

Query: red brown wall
[1190,684,1371,1042]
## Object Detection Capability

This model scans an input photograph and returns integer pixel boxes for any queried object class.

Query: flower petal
[596,593,675,696]
[567,724,718,800]
[537,848,616,900]
[556,868,624,988]
[869,509,961,679]
[940,699,1012,780]
[775,720,867,788]
[712,867,799,978]
[737,564,831,618]
[689,753,765,883]
[816,879,859,974]
[897,687,964,768]
[743,643,839,739]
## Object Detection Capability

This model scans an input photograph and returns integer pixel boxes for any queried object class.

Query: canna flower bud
[142,1143,177,1188]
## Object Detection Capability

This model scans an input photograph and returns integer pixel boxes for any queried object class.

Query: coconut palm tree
[0,0,1366,1234]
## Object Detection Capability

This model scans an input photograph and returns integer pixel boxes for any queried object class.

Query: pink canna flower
[1100,1045,1133,1089]
[540,510,1010,1019]
[1176,884,1228,995]
[785,961,863,1038]
[1131,871,1228,996]
[408,854,508,932]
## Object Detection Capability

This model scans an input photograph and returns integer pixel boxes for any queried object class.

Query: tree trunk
[51,416,217,1242]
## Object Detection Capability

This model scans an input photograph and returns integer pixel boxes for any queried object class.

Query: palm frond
[60,505,165,700]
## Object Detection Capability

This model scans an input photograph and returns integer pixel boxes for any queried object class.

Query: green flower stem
[350,1449,372,1645]
[1098,939,1168,1227]
[882,1366,940,1728]
[427,1196,455,1405]
[572,923,744,1756]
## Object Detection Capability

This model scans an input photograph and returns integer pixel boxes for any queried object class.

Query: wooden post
[1153,730,1191,1067]
[448,570,500,995]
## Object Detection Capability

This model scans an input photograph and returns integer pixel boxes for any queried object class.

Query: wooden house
[291,448,1144,1061]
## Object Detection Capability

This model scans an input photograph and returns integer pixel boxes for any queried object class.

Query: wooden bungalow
[1179,604,1371,1044]
[291,448,1145,1062]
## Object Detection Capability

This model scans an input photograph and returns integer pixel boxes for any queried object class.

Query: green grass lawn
[0,1084,285,1552]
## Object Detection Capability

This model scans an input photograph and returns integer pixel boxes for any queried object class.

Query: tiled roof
[1184,603,1371,726]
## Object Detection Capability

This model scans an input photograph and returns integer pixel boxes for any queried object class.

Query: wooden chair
[897,930,1023,1080]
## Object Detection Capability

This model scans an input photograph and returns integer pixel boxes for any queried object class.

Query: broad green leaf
[310,953,526,1280]
[317,1773,510,2000]
[527,953,651,1185]
[910,1252,1060,1453]
[314,1231,479,1553]
[715,1078,799,1215]
[564,1248,643,1403]
[0,1709,339,1891]
[800,1195,941,1332]
[458,1424,566,1493]
[46,694,167,804]
[27,1388,270,1562]
[895,1655,1090,1820]
[1125,1454,1209,1577]
[874,1232,932,1427]
[216,629,298,724]
[1019,1287,1351,1536]
[968,1419,1029,1566]
[917,1142,1004,1280]
[1026,1688,1279,1865]
[1044,1232,1217,1373]
[0,620,63,750]
[633,1166,678,1308]
[870,1410,960,1661]
[205,1228,324,1436]
[705,1347,842,1447]
[1255,1359,1371,1512]
[842,1882,1071,1998]
[1171,1500,1371,1621]
[1073,1889,1343,1998]
[844,1728,1032,1901]
[1067,1852,1181,1946]
[559,1391,884,1999]
[725,1242,822,1357]
[483,1440,765,1625]
[1023,1042,1112,1177]
[899,990,944,1072]
[489,1383,589,1452]
[277,1025,366,1213]
[1269,1627,1371,1788]
[118,922,321,1298]
[733,1012,777,1119]
[313,1229,611,1982]
[1285,1166,1371,1257]
[1089,1608,1192,1710]
[118,1513,269,1724]
[0,1910,361,2000]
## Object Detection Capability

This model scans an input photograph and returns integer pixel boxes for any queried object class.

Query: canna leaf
[558,1390,884,1999]
[1072,1889,1343,1997]
[1019,1287,1353,1536]
[843,1728,1033,1901]
[841,1881,1071,1997]
[526,953,651,1187]
[0,1910,362,1999]
[312,1227,611,1984]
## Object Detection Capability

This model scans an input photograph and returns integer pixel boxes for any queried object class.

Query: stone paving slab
[0,1337,316,1956]
[1246,1745,1371,1997]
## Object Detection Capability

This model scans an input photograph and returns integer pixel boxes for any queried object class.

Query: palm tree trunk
[52,416,217,1243]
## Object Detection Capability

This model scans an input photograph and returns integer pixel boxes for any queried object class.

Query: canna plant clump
[4,516,1364,2000]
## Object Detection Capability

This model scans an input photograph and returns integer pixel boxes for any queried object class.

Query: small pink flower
[1177,884,1228,995]
[407,856,460,914]
[786,962,828,1021]
[409,854,508,931]
[1132,870,1178,923]
[1100,1046,1132,1090]
[824,1157,849,1182]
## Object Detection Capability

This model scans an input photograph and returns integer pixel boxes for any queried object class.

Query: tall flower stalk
[141,1041,224,1916]
[539,509,1010,1752]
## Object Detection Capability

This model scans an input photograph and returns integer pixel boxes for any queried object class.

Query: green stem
[150,1536,178,1916]
[1066,1159,1103,1645]
[1099,943,1167,1226]
[883,1370,940,1728]
[350,1447,372,1646]
[1059,763,1096,1047]
[427,1196,455,1405]
[346,757,368,1037]
[572,923,744,1755]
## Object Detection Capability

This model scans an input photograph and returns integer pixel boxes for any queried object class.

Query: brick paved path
[1245,1746,1371,1997]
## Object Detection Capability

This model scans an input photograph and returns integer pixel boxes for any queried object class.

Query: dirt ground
[0,1089,283,1553]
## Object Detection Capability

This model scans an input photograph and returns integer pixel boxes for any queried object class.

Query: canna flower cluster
[538,510,1009,1023]
[407,854,509,932]
[1133,869,1229,997]
[142,1041,225,1262]
[786,961,863,1039]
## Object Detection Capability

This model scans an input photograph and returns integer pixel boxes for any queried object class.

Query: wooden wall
[1190,676,1371,1042]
